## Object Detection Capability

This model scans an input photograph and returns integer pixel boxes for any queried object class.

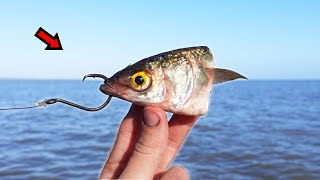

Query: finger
[119,106,169,179]
[99,104,143,179]
[157,114,199,173]
[160,166,190,180]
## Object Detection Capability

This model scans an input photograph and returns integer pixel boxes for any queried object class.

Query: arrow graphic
[35,27,63,50]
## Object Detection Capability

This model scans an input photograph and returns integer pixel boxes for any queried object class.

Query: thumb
[119,106,168,179]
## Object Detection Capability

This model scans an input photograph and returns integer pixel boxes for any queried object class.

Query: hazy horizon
[0,77,319,81]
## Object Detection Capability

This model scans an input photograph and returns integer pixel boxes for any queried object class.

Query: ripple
[0,170,32,176]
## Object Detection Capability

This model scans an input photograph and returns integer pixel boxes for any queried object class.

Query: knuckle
[100,161,126,179]
[167,136,180,152]
[134,138,155,155]
[117,120,138,140]
[118,125,132,140]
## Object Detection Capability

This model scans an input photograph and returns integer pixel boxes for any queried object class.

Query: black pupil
[134,76,144,85]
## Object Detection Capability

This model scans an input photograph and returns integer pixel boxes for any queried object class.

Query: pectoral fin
[214,68,247,84]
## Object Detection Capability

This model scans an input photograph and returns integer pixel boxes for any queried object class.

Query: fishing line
[0,105,39,110]
[0,99,53,111]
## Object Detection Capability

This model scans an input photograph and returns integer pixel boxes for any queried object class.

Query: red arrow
[35,27,63,50]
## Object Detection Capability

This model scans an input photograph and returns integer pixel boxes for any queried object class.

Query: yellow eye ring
[130,71,151,91]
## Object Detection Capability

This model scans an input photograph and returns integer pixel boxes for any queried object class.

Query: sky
[0,1,319,80]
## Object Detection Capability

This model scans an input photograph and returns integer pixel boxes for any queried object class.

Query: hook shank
[44,95,112,112]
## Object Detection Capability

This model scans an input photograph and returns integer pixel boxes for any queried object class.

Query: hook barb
[83,74,109,83]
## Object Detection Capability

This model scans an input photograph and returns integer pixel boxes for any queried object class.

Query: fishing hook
[0,74,112,111]
[42,74,112,111]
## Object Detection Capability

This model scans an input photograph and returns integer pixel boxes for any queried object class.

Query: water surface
[0,80,319,179]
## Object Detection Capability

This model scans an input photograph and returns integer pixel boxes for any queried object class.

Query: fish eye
[134,76,144,85]
[130,71,151,91]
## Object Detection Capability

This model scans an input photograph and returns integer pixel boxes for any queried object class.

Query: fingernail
[143,109,160,127]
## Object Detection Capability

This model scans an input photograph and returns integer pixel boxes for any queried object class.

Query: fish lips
[99,83,116,96]
[99,83,127,99]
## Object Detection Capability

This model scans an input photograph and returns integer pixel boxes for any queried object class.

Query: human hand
[99,104,199,180]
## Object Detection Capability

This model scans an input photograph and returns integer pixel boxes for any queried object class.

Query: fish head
[99,59,166,106]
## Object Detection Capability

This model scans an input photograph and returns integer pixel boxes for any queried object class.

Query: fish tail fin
[214,68,247,84]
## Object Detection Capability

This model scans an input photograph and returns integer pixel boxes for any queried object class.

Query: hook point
[82,74,108,83]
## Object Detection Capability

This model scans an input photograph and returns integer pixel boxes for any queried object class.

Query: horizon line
[0,78,319,81]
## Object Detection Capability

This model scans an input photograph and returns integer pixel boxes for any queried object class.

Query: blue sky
[0,1,319,79]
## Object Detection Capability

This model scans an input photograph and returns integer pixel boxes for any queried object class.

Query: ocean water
[0,80,319,179]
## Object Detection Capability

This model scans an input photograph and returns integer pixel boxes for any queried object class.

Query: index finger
[156,114,199,174]
[99,104,143,179]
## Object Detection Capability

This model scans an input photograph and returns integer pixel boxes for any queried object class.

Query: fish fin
[214,68,247,84]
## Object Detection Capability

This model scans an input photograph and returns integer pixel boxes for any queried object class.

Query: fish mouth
[82,73,118,96]
[100,83,114,95]
[99,82,131,102]
[99,83,121,97]
[83,73,127,100]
